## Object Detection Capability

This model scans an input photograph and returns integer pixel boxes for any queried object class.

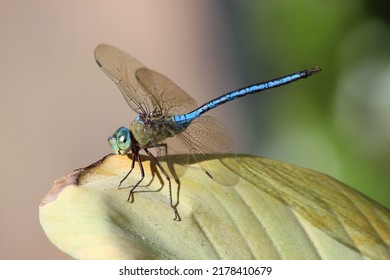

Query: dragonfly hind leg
[144,148,181,221]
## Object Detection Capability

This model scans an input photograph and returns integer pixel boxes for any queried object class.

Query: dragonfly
[94,44,320,221]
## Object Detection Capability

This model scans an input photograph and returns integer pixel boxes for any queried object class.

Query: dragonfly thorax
[130,115,177,148]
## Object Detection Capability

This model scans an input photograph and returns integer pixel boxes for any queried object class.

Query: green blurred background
[226,0,390,209]
[1,0,389,258]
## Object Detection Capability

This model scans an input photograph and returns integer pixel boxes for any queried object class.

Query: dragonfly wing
[178,115,234,154]
[135,68,198,115]
[158,116,239,186]
[95,44,197,116]
[94,44,158,115]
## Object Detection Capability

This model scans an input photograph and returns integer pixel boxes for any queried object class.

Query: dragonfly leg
[144,148,181,221]
[126,151,145,203]
[118,152,136,188]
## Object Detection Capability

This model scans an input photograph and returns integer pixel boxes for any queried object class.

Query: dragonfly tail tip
[307,66,321,76]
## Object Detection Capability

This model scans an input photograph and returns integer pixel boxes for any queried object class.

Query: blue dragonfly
[94,44,320,221]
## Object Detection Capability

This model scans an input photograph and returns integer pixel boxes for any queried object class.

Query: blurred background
[1,0,389,259]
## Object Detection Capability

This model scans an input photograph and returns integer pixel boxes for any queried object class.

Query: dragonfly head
[108,127,131,155]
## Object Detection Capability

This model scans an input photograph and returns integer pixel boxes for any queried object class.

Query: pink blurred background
[0,1,244,259]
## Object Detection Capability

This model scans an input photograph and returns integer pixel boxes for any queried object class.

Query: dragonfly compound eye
[114,127,131,153]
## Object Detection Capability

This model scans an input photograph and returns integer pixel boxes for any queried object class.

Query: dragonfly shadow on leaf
[117,153,241,210]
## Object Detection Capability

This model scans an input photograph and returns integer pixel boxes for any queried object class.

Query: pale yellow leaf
[39,154,390,259]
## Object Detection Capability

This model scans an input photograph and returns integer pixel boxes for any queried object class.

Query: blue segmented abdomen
[173,67,320,127]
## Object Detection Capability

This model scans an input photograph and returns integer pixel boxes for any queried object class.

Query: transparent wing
[177,116,234,154]
[94,44,197,115]
[95,44,153,115]
[156,116,239,185]
[136,68,198,115]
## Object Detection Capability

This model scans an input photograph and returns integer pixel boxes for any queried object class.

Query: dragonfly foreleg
[126,151,145,203]
[118,152,136,188]
[144,148,181,221]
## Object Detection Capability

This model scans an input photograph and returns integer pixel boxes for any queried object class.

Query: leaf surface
[39,154,390,259]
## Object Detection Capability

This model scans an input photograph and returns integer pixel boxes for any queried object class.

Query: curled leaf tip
[40,169,82,206]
